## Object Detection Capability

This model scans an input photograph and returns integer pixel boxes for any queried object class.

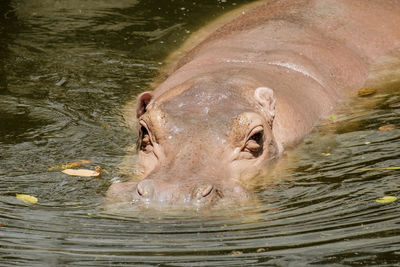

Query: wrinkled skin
[107,0,400,209]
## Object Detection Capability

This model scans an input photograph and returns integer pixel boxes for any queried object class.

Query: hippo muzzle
[107,175,251,209]
[135,179,222,205]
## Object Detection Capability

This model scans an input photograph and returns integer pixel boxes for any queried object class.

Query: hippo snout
[106,178,251,208]
[134,179,224,207]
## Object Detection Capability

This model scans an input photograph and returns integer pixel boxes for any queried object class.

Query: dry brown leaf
[48,160,92,171]
[378,125,399,131]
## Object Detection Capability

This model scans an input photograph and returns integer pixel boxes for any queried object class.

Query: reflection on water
[0,0,399,265]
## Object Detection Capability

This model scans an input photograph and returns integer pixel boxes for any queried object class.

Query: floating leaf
[358,88,377,96]
[16,194,38,204]
[321,153,331,156]
[62,168,101,177]
[48,160,92,171]
[375,196,397,203]
[378,125,399,131]
[360,167,400,171]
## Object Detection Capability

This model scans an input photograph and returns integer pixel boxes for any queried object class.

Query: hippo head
[111,75,281,209]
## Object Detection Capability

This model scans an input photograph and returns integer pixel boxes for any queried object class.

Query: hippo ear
[254,87,276,125]
[136,91,153,118]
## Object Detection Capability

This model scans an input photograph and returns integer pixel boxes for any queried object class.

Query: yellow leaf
[360,167,400,171]
[321,153,331,156]
[375,196,397,203]
[358,88,377,97]
[330,116,337,121]
[48,160,92,171]
[62,168,101,177]
[16,194,38,204]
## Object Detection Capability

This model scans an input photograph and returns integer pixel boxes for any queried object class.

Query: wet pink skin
[107,0,400,208]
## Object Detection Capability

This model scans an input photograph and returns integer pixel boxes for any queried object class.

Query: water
[0,0,399,265]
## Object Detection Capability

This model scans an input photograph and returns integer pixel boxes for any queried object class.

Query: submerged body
[107,0,400,208]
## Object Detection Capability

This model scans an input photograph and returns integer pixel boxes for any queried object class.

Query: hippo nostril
[193,183,214,199]
[137,186,143,196]
[136,180,154,198]
[201,184,214,197]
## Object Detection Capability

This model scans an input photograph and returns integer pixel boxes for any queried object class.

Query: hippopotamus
[107,0,400,208]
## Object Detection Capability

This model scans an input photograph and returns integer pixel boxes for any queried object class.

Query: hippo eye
[138,125,153,153]
[243,130,264,157]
